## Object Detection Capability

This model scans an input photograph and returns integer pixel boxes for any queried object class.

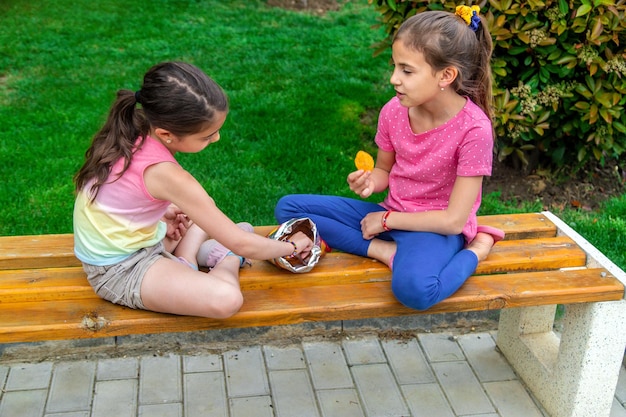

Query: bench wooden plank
[476,236,586,273]
[0,267,98,303]
[0,213,556,271]
[477,212,557,240]
[245,236,587,287]
[0,268,621,343]
[0,234,78,270]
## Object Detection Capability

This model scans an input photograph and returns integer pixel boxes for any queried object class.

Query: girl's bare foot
[467,232,495,262]
[367,239,397,267]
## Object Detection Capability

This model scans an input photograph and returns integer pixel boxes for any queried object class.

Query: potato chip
[354,150,374,171]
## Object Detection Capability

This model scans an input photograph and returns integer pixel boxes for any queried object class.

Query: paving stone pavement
[1,331,626,417]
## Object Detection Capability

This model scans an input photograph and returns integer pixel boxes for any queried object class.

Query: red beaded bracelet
[381,210,392,231]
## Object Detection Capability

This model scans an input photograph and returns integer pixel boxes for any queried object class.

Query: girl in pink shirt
[275,8,504,310]
[74,62,314,318]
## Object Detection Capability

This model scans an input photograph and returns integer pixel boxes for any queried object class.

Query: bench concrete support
[497,301,626,417]
[497,211,626,417]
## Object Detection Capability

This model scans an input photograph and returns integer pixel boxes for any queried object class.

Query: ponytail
[74,90,147,201]
[471,15,494,122]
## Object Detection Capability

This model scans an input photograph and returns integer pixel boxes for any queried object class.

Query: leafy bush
[368,0,626,174]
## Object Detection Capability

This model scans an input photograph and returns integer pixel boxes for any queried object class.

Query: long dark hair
[394,10,494,122]
[74,61,228,200]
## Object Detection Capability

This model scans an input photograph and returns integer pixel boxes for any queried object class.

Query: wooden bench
[1,211,625,417]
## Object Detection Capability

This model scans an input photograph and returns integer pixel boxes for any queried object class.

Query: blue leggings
[275,194,479,310]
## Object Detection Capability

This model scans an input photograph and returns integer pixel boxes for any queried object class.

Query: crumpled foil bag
[266,217,323,273]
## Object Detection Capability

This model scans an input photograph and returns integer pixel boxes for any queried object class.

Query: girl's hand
[162,204,192,243]
[287,231,315,262]
[360,211,386,240]
[347,170,375,198]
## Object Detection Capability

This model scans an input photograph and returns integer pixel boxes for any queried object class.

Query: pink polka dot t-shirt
[375,96,493,242]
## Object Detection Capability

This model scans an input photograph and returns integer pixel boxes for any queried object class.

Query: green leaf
[558,65,573,77]
[574,101,591,110]
[509,46,529,55]
[537,111,551,124]
[555,55,577,65]
[547,50,563,61]
[493,67,508,77]
[489,0,503,11]
[499,146,515,157]
[589,103,599,122]
[576,4,593,17]
[614,121,626,134]
[596,93,614,108]
[552,146,566,163]
[585,75,602,93]
[589,17,604,41]
[515,149,529,166]
[539,66,550,82]
[593,147,603,160]
[600,108,612,123]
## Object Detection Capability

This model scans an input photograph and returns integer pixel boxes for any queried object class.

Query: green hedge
[368,0,626,174]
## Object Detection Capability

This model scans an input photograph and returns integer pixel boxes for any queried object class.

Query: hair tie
[134,90,142,104]
[455,5,481,32]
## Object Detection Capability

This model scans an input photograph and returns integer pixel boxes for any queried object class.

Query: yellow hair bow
[455,5,481,31]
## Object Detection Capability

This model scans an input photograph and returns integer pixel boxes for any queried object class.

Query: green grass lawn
[1,0,391,234]
[1,0,624,270]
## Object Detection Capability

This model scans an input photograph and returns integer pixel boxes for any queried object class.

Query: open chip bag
[266,217,323,273]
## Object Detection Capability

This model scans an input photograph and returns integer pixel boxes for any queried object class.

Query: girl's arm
[144,162,312,260]
[348,149,394,198]
[360,175,483,239]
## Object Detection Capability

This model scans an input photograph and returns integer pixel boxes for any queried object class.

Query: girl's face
[390,40,443,108]
[171,111,228,154]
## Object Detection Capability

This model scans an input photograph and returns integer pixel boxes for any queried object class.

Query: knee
[391,273,438,311]
[274,195,297,221]
[274,194,303,223]
[204,289,244,319]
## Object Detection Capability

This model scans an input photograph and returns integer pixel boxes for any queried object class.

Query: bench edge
[542,210,626,290]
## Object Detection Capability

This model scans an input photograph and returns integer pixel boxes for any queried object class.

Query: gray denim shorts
[82,242,177,310]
